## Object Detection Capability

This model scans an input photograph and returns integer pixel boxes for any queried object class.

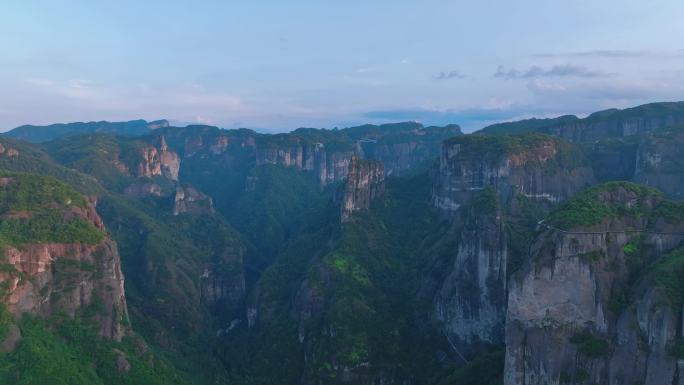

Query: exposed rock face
[184,135,205,158]
[210,135,230,154]
[184,133,233,157]
[199,246,246,316]
[172,186,215,216]
[633,127,684,199]
[432,135,595,215]
[137,146,162,178]
[136,136,180,181]
[431,193,508,359]
[504,185,684,385]
[157,136,181,180]
[0,143,19,158]
[543,103,684,142]
[123,181,163,197]
[340,156,385,222]
[256,142,355,187]
[590,140,639,182]
[147,119,170,130]
[157,123,458,190]
[359,124,462,176]
[0,198,128,341]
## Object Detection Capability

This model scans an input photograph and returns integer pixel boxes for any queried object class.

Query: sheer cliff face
[547,113,684,143]
[357,124,463,177]
[173,123,458,189]
[430,189,508,358]
[633,127,684,199]
[340,156,385,222]
[536,103,684,143]
[505,184,684,385]
[137,136,180,181]
[433,135,595,215]
[0,183,128,341]
[200,245,246,317]
[172,185,215,216]
[256,142,355,187]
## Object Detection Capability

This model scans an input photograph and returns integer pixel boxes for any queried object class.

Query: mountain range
[1,101,684,385]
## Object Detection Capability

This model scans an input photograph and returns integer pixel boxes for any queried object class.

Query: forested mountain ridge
[0,102,683,384]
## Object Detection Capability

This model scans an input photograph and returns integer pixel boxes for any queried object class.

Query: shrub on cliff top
[0,173,104,247]
[444,132,556,160]
[0,172,87,213]
[443,132,586,170]
[547,181,662,229]
[650,247,684,309]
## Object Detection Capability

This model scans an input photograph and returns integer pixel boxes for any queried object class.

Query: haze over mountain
[2,2,684,385]
[1,101,684,384]
[2,1,684,132]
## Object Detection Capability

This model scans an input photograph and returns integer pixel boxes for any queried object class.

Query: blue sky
[1,0,683,132]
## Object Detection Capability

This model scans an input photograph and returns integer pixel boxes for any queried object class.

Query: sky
[1,0,684,133]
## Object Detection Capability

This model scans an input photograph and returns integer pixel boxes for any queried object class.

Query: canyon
[1,101,684,384]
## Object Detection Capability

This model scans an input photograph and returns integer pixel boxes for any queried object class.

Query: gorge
[1,102,684,384]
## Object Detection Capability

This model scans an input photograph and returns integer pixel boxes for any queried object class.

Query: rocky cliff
[0,143,19,159]
[633,125,684,199]
[432,133,595,215]
[358,124,462,176]
[166,122,458,188]
[340,156,385,222]
[0,174,128,342]
[200,244,246,318]
[137,136,181,181]
[172,185,215,216]
[544,102,684,142]
[505,183,684,385]
[428,187,508,360]
[256,140,355,187]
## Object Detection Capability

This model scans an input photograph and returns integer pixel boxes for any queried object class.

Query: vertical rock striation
[340,156,385,222]
[136,135,181,181]
[632,126,684,199]
[0,186,128,341]
[431,188,508,359]
[504,183,684,385]
[432,134,595,215]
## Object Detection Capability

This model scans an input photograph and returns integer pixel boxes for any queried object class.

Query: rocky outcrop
[340,156,385,222]
[136,136,180,181]
[0,197,128,341]
[504,184,684,385]
[172,186,214,216]
[432,134,595,215]
[0,143,19,158]
[158,136,181,180]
